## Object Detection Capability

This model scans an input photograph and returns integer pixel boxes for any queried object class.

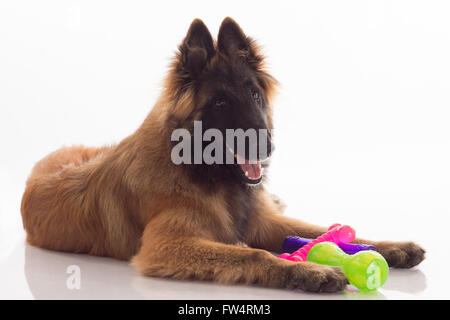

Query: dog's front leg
[131,222,347,293]
[246,191,425,268]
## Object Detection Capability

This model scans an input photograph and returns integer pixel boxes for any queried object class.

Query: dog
[21,17,425,293]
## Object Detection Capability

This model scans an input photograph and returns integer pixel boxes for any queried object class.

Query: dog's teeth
[245,171,248,177]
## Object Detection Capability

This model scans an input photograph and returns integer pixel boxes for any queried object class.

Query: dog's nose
[261,139,274,160]
[255,136,274,161]
[267,140,275,158]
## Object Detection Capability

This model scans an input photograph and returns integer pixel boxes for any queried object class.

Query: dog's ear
[178,19,215,78]
[217,17,261,67]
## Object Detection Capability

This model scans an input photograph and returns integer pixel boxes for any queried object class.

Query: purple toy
[279,224,355,261]
[283,236,377,255]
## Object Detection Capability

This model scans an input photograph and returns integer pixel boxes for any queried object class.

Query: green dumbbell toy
[307,241,389,292]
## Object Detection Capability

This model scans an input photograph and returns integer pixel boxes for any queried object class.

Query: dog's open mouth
[226,144,263,184]
[235,153,262,182]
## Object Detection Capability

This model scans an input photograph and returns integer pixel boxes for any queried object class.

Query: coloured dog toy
[307,242,389,292]
[283,236,376,255]
[278,224,355,262]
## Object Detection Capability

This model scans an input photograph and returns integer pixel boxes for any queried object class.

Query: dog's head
[166,18,278,186]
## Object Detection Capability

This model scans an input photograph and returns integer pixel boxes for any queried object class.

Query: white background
[0,0,449,299]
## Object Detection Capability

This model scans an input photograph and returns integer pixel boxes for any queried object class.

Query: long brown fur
[21,17,425,293]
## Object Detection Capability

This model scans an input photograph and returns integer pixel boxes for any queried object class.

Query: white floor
[0,230,440,300]
[1,0,450,299]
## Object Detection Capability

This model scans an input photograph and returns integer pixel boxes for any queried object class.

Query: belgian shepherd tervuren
[21,17,425,293]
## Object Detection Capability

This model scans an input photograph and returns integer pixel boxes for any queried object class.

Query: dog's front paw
[285,262,348,293]
[375,241,425,268]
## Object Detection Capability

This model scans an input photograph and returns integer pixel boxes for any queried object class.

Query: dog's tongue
[236,153,262,180]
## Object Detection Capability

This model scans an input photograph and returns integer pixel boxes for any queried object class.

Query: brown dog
[21,18,425,293]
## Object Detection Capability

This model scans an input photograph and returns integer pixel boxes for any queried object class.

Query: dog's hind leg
[21,145,113,256]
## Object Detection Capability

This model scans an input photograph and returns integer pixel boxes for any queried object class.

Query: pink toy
[278,224,356,262]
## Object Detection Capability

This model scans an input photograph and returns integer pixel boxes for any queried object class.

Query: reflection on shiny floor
[21,244,427,300]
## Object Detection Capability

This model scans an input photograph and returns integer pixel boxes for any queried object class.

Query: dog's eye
[251,90,260,102]
[215,99,226,107]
